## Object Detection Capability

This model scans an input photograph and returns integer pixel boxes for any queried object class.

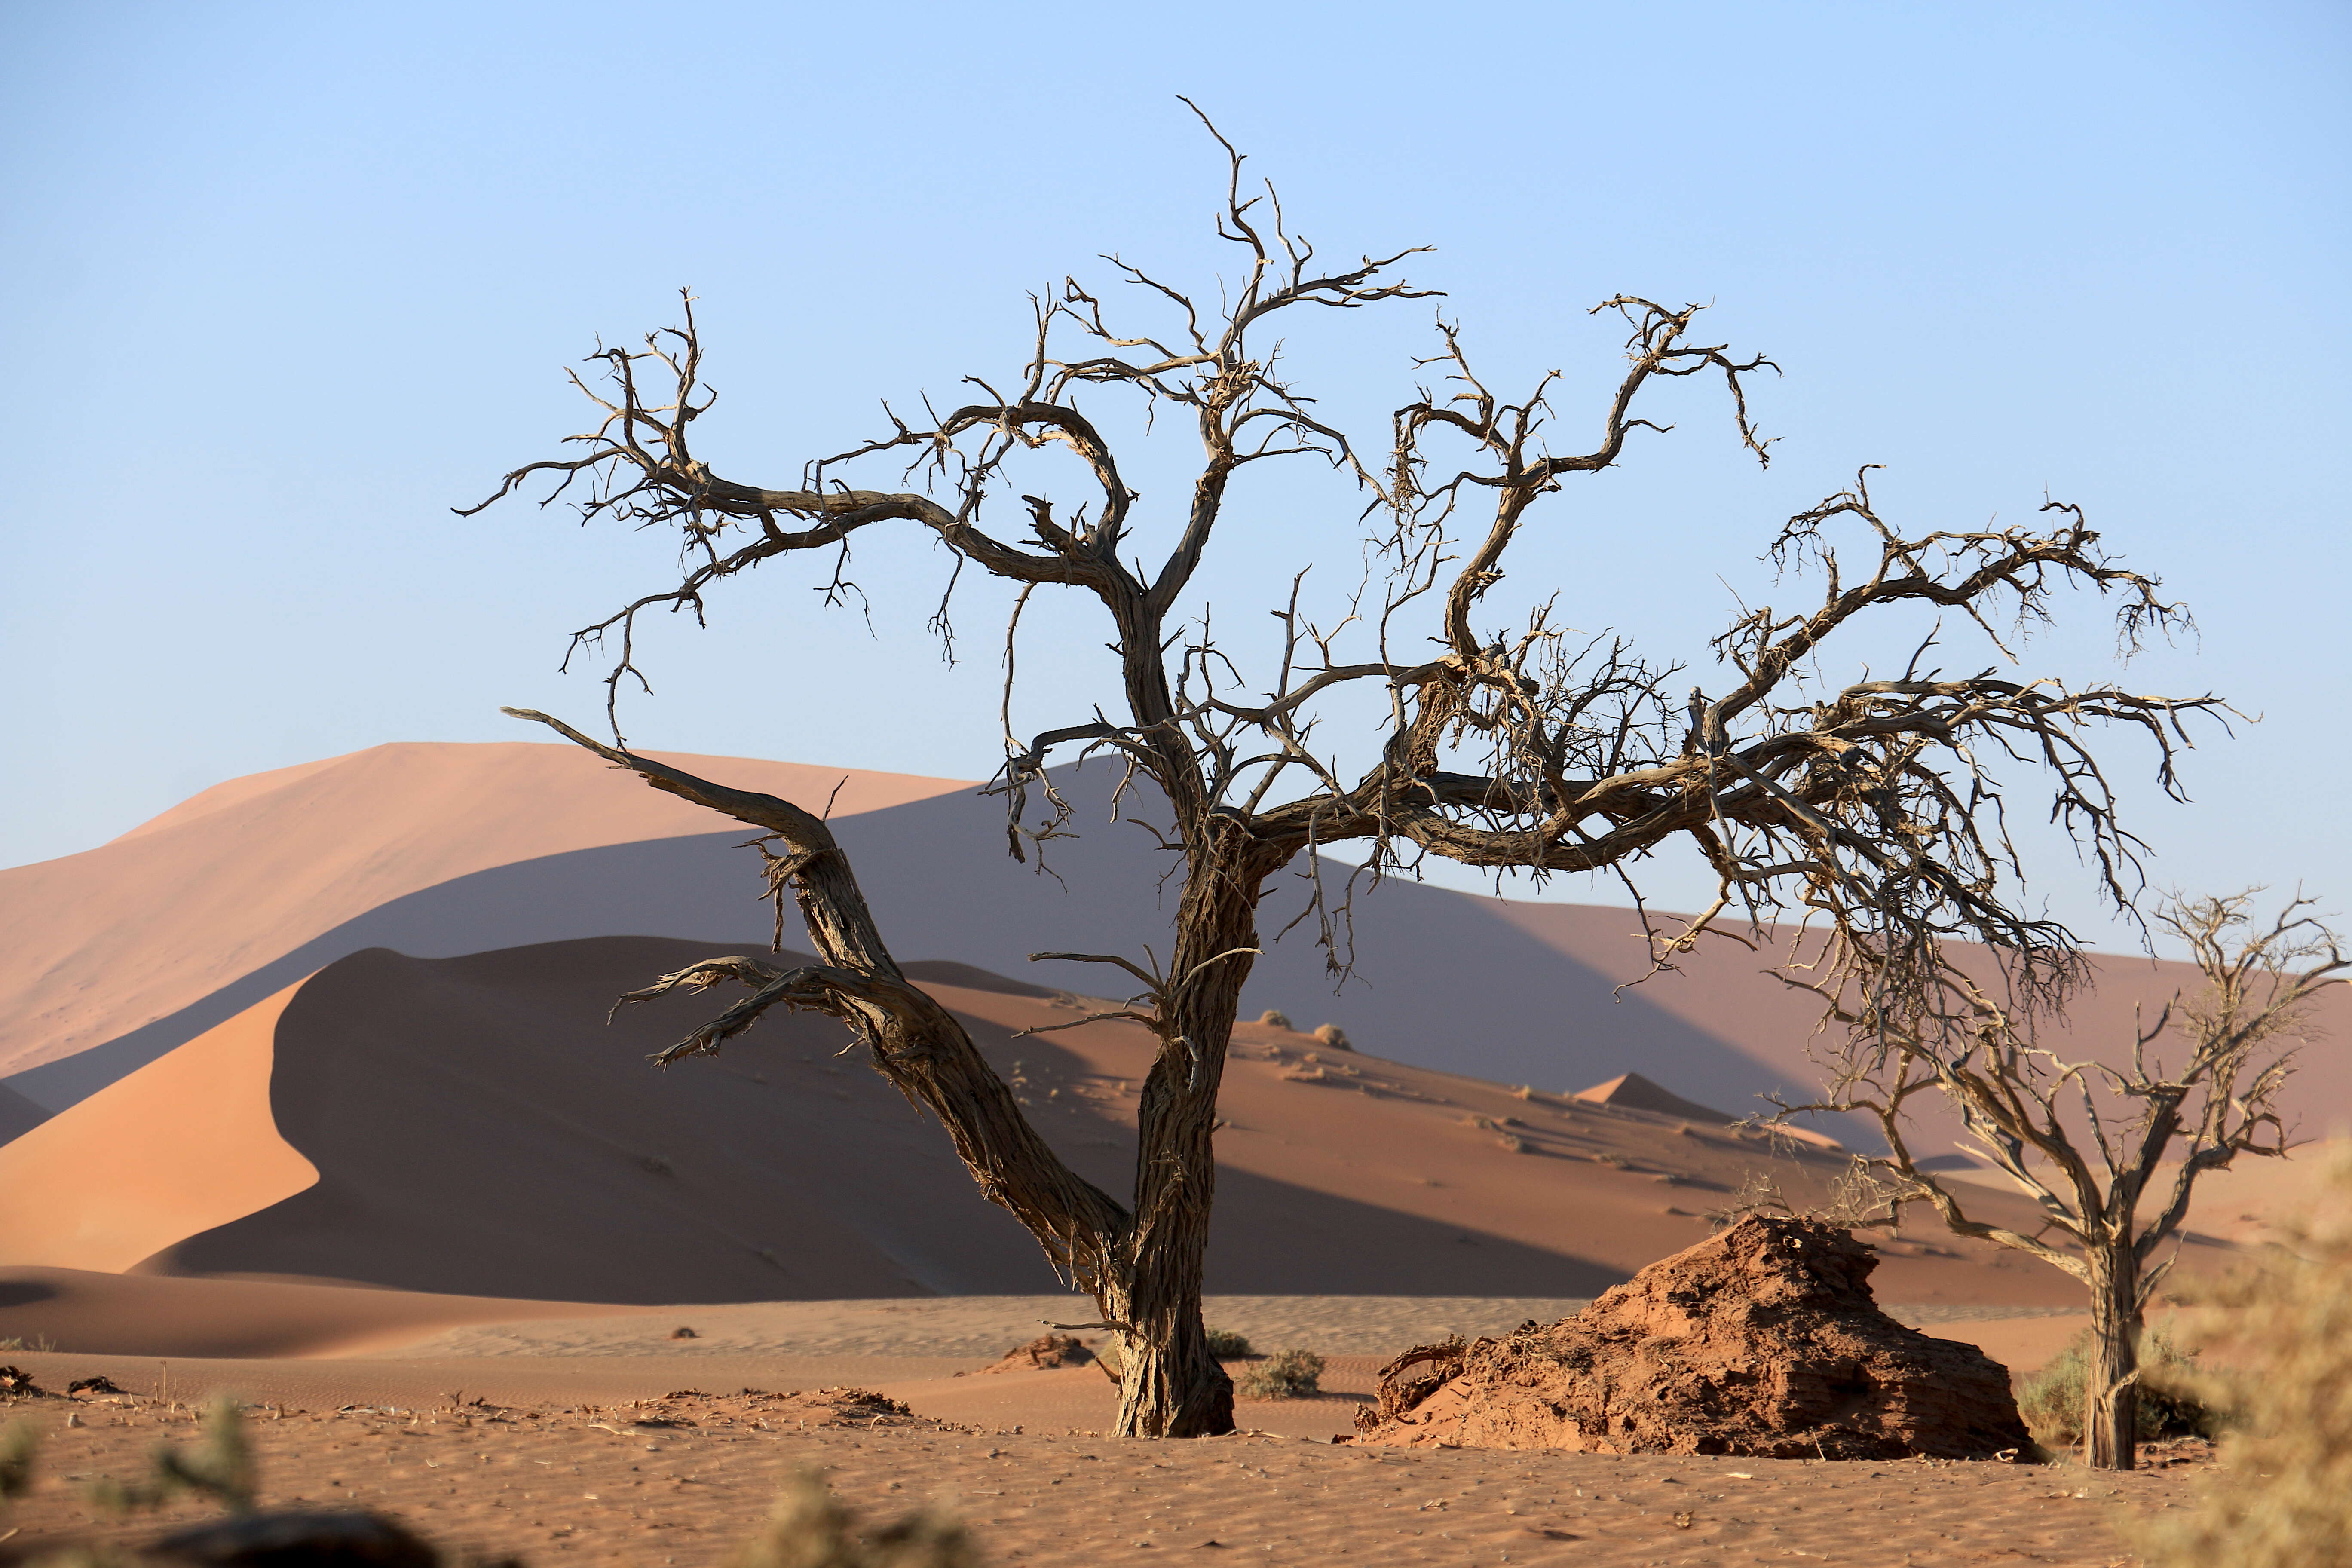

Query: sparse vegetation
[1311,1024,1351,1051]
[0,1417,40,1504]
[86,1395,256,1515]
[1237,1350,1324,1400]
[2018,1324,2212,1449]
[2131,1151,2352,1566]
[1204,1327,1254,1360]
[729,1469,974,1568]
[1255,1010,1294,1031]
[1793,890,2346,1468]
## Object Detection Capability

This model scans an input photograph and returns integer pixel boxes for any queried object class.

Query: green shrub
[1237,1349,1323,1400]
[2018,1323,2213,1449]
[1205,1327,1254,1360]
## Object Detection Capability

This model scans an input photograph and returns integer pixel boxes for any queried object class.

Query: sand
[0,1268,645,1360]
[0,980,318,1273]
[16,743,2345,1169]
[0,741,972,1098]
[0,1370,2205,1567]
[2,935,2134,1307]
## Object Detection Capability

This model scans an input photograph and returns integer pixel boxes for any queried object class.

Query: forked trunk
[2082,1246,2140,1470]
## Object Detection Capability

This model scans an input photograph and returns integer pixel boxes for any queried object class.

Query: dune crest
[0,978,318,1271]
[0,740,973,1087]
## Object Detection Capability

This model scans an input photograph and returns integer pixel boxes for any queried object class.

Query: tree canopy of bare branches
[464,108,2223,1438]
[1789,891,2346,1469]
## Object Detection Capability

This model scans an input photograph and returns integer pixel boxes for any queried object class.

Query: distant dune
[0,934,2122,1310]
[0,742,971,1106]
[17,741,2337,1165]
[0,977,317,1272]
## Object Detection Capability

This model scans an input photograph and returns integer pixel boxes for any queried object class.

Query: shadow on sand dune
[12,763,1832,1145]
[135,937,1627,1304]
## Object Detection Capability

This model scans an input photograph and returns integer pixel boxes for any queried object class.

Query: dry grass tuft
[1254,1009,1294,1030]
[1238,1350,1325,1401]
[729,1469,974,1568]
[2130,1150,2352,1566]
[2016,1323,2211,1450]
[1311,1024,1351,1051]
[0,1417,39,1504]
[86,1396,255,1516]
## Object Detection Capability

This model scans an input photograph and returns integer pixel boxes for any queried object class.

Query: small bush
[2130,1147,2352,1566]
[1255,1009,1294,1030]
[2018,1324,2213,1449]
[1237,1349,1324,1400]
[1311,1024,1351,1051]
[729,1469,974,1568]
[86,1395,256,1515]
[0,1418,39,1504]
[1204,1327,1254,1360]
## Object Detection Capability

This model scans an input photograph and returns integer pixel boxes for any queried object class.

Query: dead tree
[462,110,2222,1438]
[1789,892,2346,1470]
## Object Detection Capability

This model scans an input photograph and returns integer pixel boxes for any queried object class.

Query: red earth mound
[1351,1216,2034,1461]
[957,1333,1100,1377]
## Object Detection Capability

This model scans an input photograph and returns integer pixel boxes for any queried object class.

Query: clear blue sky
[3,1,2346,951]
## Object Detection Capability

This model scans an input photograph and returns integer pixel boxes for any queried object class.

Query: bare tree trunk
[2083,1245,2140,1470]
[1106,1267,1231,1438]
[1101,827,1277,1436]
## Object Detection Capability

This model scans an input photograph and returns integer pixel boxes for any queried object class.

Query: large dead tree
[464,111,2221,1438]
[1789,892,2345,1470]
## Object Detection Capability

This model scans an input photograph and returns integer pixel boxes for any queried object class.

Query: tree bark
[2082,1246,2140,1470]
[1100,822,1287,1436]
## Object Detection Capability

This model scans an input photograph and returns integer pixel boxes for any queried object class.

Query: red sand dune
[0,1084,48,1143]
[13,743,2342,1171]
[0,934,2135,1309]
[0,978,318,1272]
[0,742,971,1098]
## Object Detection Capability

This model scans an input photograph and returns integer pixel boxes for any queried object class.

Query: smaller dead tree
[1791,891,2347,1470]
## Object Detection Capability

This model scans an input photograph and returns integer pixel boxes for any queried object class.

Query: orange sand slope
[14,745,2343,1164]
[0,741,972,1097]
[0,934,2177,1309]
[0,980,318,1273]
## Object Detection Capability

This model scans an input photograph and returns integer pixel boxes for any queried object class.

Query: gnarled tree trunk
[1104,826,1289,1436]
[2083,1244,2141,1470]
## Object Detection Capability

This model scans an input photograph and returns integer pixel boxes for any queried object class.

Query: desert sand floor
[3,1382,2207,1568]
[371,1294,2089,1365]
[0,1295,2168,1567]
